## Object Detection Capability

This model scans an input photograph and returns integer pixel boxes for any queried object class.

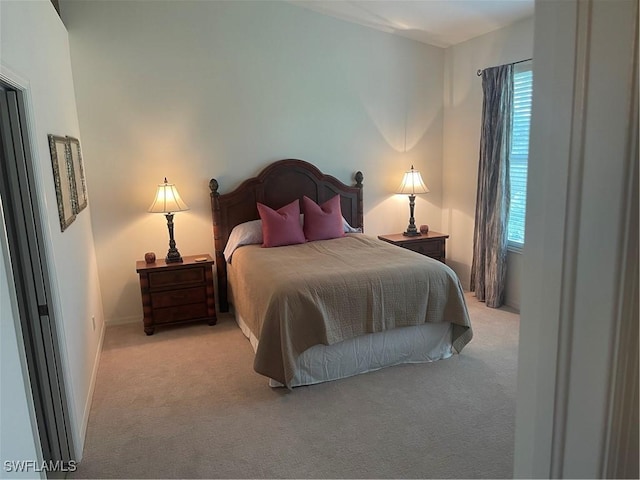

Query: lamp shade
[148,178,189,213]
[396,165,429,195]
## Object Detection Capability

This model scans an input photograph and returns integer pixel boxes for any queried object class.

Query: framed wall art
[67,136,87,213]
[48,134,76,232]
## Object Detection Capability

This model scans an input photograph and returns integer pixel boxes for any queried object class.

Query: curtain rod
[476,58,532,76]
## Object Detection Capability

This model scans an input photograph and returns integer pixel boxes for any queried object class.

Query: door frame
[514,0,638,477]
[0,65,78,462]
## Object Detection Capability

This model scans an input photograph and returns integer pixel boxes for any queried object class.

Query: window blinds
[508,65,533,247]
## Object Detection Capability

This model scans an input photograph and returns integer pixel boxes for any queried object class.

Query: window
[508,63,533,249]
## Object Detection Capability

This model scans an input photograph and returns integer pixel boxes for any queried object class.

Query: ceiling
[290,0,534,48]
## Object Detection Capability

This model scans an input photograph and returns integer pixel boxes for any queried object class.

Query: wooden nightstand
[378,231,449,263]
[136,254,216,335]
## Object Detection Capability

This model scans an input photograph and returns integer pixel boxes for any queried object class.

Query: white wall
[0,0,105,459]
[61,0,445,324]
[442,16,534,308]
[0,199,43,478]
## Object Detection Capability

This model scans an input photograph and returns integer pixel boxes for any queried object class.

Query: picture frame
[67,136,87,214]
[48,134,76,232]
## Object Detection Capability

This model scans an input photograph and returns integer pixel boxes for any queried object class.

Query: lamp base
[165,248,183,263]
[403,194,421,237]
[164,212,183,263]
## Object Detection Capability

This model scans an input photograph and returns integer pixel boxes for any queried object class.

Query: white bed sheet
[234,309,454,387]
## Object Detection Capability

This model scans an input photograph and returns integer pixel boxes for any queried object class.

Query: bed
[209,159,472,387]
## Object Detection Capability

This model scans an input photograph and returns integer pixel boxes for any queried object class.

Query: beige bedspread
[228,234,472,387]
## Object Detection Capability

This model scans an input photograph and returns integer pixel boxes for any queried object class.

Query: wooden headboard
[209,159,364,312]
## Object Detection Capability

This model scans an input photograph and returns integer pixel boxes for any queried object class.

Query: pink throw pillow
[257,199,306,248]
[302,195,345,241]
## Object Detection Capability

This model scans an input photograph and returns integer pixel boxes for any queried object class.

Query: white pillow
[223,219,263,263]
[342,217,362,233]
[223,216,361,263]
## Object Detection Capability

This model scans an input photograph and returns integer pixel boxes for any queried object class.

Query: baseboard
[505,298,521,312]
[77,318,106,461]
[106,315,140,326]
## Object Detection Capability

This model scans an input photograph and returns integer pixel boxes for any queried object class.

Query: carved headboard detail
[209,159,364,312]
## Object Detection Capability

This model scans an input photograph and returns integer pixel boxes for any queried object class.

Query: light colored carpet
[71,293,519,479]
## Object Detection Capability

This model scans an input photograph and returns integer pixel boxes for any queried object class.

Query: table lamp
[397,165,429,237]
[149,177,189,263]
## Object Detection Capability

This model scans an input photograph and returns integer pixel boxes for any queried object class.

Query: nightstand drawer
[148,267,204,289]
[151,286,206,309]
[154,303,209,324]
[377,232,449,264]
[404,241,442,258]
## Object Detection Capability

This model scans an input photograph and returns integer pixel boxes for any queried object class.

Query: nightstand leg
[144,326,154,335]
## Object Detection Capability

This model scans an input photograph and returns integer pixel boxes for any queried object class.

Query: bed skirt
[233,309,454,388]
